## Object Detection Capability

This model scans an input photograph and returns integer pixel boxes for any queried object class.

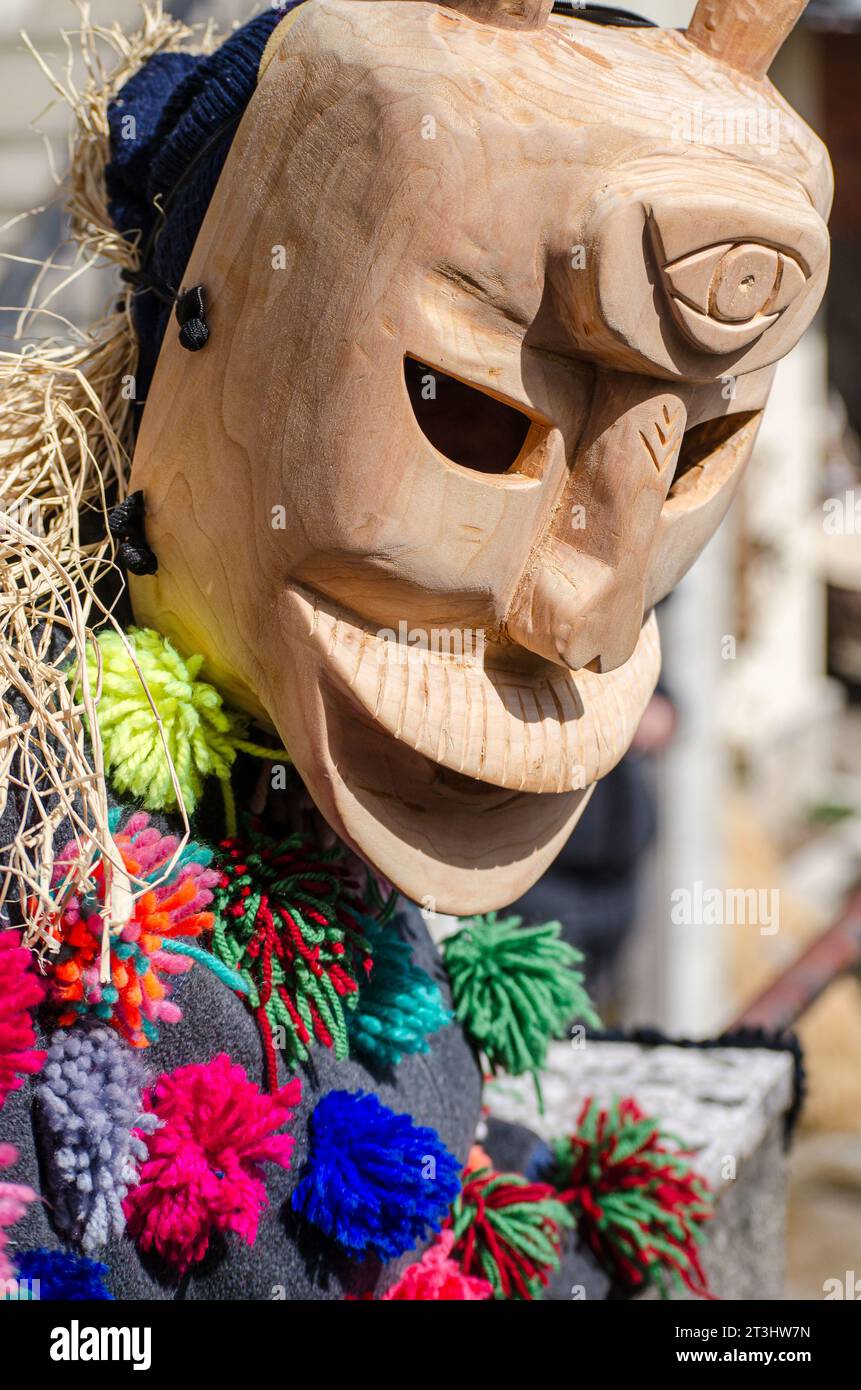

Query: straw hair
[0,3,220,951]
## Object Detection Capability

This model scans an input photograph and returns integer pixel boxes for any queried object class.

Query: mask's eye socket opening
[667,410,760,504]
[404,355,533,476]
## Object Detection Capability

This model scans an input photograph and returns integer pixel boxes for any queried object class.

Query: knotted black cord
[551,3,657,26]
[107,490,158,576]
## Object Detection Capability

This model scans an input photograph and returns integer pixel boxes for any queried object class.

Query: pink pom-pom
[381,1230,493,1301]
[0,931,46,1110]
[123,1053,300,1275]
[0,1144,37,1281]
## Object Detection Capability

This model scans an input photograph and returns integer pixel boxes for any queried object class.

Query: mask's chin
[262,584,661,914]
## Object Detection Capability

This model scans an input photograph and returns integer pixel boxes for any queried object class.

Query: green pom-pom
[76,626,279,823]
[549,1096,714,1298]
[211,824,375,1084]
[348,917,452,1067]
[443,912,600,1097]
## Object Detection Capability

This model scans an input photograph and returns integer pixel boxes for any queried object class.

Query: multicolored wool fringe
[46,812,219,1047]
[549,1096,714,1299]
[211,824,375,1087]
[347,916,451,1067]
[36,1028,158,1253]
[123,1053,300,1275]
[0,931,45,1108]
[443,912,600,1104]
[448,1149,573,1300]
[292,1089,462,1261]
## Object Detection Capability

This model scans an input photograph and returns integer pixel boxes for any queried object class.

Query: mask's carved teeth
[299,589,661,794]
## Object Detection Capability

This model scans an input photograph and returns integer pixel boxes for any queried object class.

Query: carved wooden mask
[128,0,832,912]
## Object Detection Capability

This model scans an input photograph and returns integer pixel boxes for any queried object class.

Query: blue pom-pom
[12,1248,113,1300]
[292,1090,462,1260]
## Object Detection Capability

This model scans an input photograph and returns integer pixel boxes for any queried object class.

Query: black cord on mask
[551,2,657,26]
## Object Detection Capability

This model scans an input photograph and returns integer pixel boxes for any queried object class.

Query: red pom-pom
[449,1160,572,1300]
[211,824,374,1087]
[550,1096,714,1298]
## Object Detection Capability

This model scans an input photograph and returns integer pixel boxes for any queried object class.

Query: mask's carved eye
[404,355,533,476]
[662,242,808,354]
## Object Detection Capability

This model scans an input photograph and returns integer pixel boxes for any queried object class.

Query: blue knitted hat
[105,6,297,401]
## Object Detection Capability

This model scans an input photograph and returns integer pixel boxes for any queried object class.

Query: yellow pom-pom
[79,627,282,825]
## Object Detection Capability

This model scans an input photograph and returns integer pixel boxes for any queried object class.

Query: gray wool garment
[3,903,484,1300]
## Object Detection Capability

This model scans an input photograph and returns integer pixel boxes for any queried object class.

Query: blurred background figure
[510,683,675,1011]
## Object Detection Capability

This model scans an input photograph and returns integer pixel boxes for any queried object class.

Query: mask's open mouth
[292,585,660,795]
[265,585,661,912]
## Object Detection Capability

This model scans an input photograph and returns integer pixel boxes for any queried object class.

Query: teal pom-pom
[443,912,600,1101]
[348,917,451,1067]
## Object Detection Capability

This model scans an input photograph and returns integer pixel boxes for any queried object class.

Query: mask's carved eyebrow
[432,261,535,329]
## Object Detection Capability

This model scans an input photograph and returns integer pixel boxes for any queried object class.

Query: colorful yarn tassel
[10,1247,113,1300]
[78,626,286,830]
[292,1089,461,1261]
[443,912,599,1102]
[46,811,219,1048]
[449,1151,573,1300]
[0,1144,37,1283]
[0,931,45,1109]
[36,1028,158,1253]
[211,824,375,1088]
[348,917,451,1067]
[549,1096,714,1298]
[123,1053,300,1275]
[381,1229,493,1300]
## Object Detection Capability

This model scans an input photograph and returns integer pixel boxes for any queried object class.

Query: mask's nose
[505,373,686,672]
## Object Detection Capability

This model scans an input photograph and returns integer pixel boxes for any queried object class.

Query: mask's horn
[687,0,809,78]
[439,0,554,30]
